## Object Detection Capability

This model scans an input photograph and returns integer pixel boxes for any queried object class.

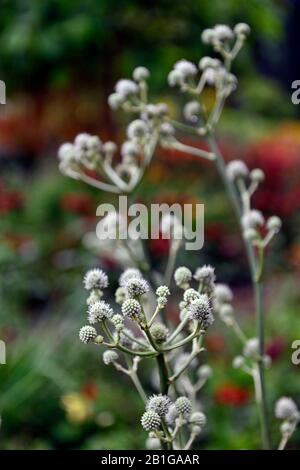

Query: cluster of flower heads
[141,393,206,437]
[226,160,282,247]
[274,397,300,446]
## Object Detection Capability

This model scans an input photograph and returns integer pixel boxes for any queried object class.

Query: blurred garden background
[0,0,300,450]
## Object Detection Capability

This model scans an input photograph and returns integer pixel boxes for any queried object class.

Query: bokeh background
[0,0,300,450]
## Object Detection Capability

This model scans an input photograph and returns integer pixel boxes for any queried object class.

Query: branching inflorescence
[58,22,298,450]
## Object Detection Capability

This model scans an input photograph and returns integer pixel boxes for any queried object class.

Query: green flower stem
[163,324,201,352]
[168,331,204,382]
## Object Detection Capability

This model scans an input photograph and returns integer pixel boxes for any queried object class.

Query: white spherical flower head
[127,119,148,140]
[189,411,207,428]
[141,410,161,431]
[226,160,249,181]
[156,285,170,298]
[133,66,150,82]
[234,23,251,37]
[175,397,192,417]
[160,122,175,139]
[115,79,139,98]
[214,283,233,304]
[199,57,221,70]
[214,24,234,41]
[243,338,259,359]
[232,356,245,369]
[103,141,117,155]
[125,277,149,298]
[201,28,216,44]
[83,268,109,290]
[58,142,74,161]
[242,210,265,230]
[165,404,179,427]
[266,216,282,233]
[183,101,201,123]
[79,325,97,344]
[103,350,119,365]
[88,301,114,324]
[111,314,124,332]
[108,92,123,110]
[121,141,141,159]
[188,295,214,328]
[146,394,171,417]
[122,298,142,319]
[150,323,169,344]
[183,288,201,303]
[167,69,184,87]
[198,364,213,380]
[174,266,192,288]
[194,265,216,283]
[119,268,143,287]
[275,397,299,421]
[250,168,265,183]
[174,59,198,78]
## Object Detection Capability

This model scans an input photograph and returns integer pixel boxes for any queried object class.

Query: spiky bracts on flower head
[125,277,150,298]
[122,298,142,320]
[146,394,172,417]
[187,294,214,329]
[79,325,97,344]
[141,410,161,431]
[174,266,192,289]
[119,268,142,287]
[83,268,108,290]
[103,350,119,365]
[275,397,299,421]
[150,323,169,344]
[175,397,192,417]
[88,301,113,323]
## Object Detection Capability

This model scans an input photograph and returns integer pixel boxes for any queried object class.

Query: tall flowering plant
[58,23,299,450]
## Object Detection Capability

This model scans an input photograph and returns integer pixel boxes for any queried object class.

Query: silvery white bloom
[119,268,143,287]
[58,142,74,161]
[199,56,221,70]
[188,295,214,328]
[242,210,265,230]
[121,298,142,319]
[175,397,192,416]
[108,92,123,110]
[141,411,161,431]
[115,287,127,305]
[156,285,170,298]
[250,168,265,183]
[232,355,245,369]
[133,66,150,82]
[111,314,124,332]
[275,397,299,421]
[183,288,201,303]
[86,290,100,306]
[243,338,259,359]
[234,23,251,37]
[214,283,233,304]
[214,24,234,41]
[121,140,141,159]
[165,404,179,427]
[159,122,175,139]
[174,59,198,78]
[79,325,97,344]
[197,364,212,379]
[189,411,206,427]
[183,101,202,123]
[146,394,171,417]
[167,69,184,87]
[226,160,249,181]
[146,437,161,450]
[88,301,114,324]
[194,265,216,295]
[103,350,119,365]
[125,277,150,298]
[266,216,282,233]
[127,119,148,140]
[201,28,216,44]
[174,266,192,288]
[83,268,109,290]
[115,79,139,98]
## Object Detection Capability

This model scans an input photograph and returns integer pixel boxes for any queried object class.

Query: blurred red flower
[60,192,95,216]
[81,382,99,401]
[214,382,250,406]
[266,337,285,362]
[0,183,24,215]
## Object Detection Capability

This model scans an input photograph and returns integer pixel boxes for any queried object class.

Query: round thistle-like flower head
[199,57,221,70]
[197,364,212,380]
[266,216,282,233]
[83,268,108,291]
[146,394,171,417]
[103,350,119,365]
[189,411,207,427]
[201,28,216,44]
[125,277,149,298]
[127,119,148,140]
[188,295,214,328]
[175,397,192,417]
[115,79,138,98]
[122,298,142,319]
[214,283,233,304]
[241,210,264,230]
[214,24,234,41]
[150,323,169,344]
[111,314,124,332]
[79,325,97,344]
[226,160,249,181]
[234,23,251,37]
[232,355,245,369]
[108,93,123,110]
[121,140,141,159]
[183,101,201,123]
[133,66,150,82]
[156,285,170,298]
[174,59,198,79]
[243,337,259,359]
[250,168,265,183]
[119,268,142,287]
[194,264,216,283]
[275,397,299,421]
[88,301,114,324]
[183,288,201,303]
[174,266,192,288]
[141,410,161,431]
